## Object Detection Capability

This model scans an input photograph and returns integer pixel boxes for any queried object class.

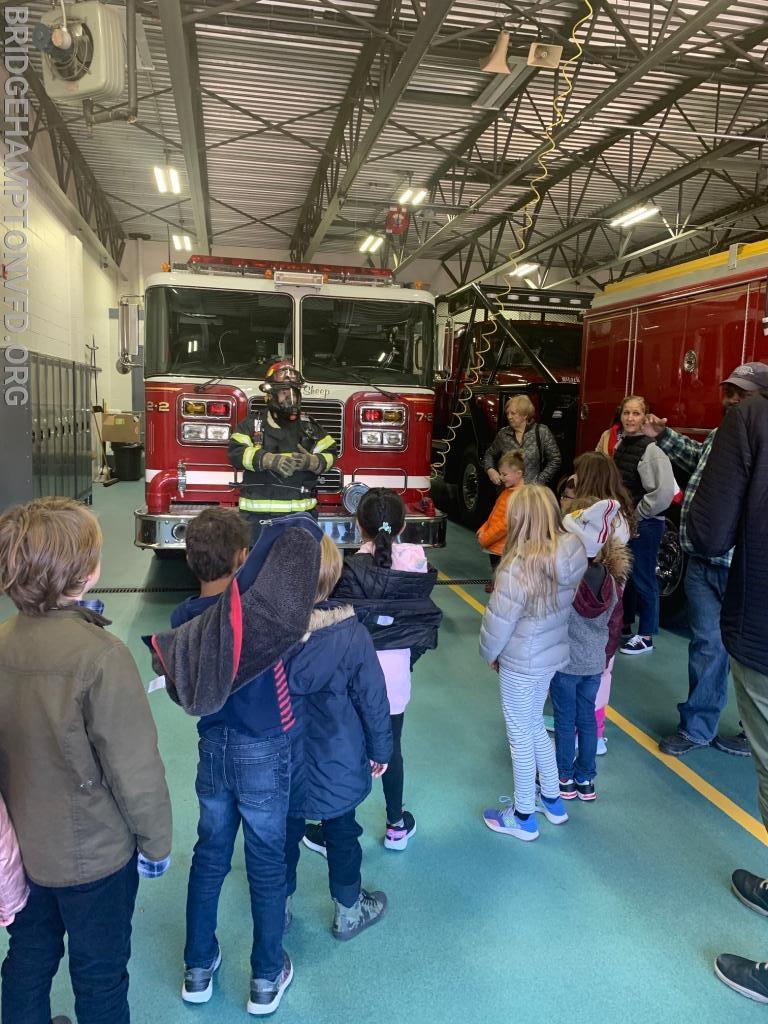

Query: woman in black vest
[612,395,676,656]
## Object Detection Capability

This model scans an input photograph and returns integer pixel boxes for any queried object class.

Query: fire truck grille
[316,467,342,495]
[300,398,344,457]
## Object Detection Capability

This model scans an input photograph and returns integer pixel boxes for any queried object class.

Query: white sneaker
[596,737,608,756]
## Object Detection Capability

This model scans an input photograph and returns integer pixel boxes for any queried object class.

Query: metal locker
[30,356,42,498]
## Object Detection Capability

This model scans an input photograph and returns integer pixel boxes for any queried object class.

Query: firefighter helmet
[260,359,304,421]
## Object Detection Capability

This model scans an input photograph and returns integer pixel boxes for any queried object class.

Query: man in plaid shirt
[643,363,764,757]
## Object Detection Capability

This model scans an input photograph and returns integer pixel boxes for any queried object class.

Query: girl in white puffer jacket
[480,485,587,841]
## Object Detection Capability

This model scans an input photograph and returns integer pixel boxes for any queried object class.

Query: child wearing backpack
[480,486,588,841]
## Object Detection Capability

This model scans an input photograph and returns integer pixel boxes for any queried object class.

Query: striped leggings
[499,667,560,814]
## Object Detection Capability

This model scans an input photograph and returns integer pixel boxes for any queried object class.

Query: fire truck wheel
[457,445,493,530]
[657,511,688,626]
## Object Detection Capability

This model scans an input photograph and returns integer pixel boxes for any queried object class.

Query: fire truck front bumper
[135,505,447,550]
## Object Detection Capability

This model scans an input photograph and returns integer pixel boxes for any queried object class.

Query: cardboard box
[102,412,142,444]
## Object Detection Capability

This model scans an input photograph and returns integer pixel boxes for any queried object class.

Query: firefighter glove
[290,445,325,474]
[262,452,295,479]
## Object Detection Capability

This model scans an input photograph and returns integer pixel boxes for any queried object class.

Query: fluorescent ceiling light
[610,204,659,228]
[172,234,192,252]
[154,165,181,195]
[508,262,539,277]
[411,188,428,205]
[368,236,384,253]
[359,234,376,253]
[399,188,413,204]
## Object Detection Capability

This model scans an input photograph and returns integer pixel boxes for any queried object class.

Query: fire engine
[131,256,446,552]
[433,284,590,527]
[578,238,768,618]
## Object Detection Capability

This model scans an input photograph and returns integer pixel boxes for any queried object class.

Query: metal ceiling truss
[159,0,214,253]
[289,0,452,261]
[395,0,747,277]
[24,69,126,264]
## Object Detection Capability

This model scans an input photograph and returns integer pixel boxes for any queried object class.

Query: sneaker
[659,732,707,757]
[384,810,416,851]
[559,777,577,801]
[283,894,293,933]
[713,732,752,757]
[596,737,608,756]
[51,1018,72,1024]
[247,952,293,1016]
[575,779,596,801]
[302,823,327,858]
[482,802,539,841]
[732,869,768,916]
[484,582,494,594]
[182,948,222,1004]
[332,889,387,941]
[620,634,653,655]
[714,954,768,1004]
[535,793,569,825]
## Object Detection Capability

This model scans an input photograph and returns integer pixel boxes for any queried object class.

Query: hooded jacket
[150,517,321,716]
[0,607,172,887]
[332,553,442,667]
[285,605,392,820]
[562,539,632,676]
[479,532,588,676]
[687,393,768,676]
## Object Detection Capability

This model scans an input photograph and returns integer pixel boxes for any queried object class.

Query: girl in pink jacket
[0,792,28,927]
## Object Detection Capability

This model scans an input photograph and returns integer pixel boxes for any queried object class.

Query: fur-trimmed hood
[596,538,632,585]
[306,603,355,634]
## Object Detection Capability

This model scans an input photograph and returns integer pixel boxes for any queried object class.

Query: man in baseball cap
[720,362,768,391]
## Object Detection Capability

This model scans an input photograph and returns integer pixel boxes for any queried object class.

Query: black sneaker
[659,732,708,757]
[715,954,768,1003]
[713,732,751,757]
[247,952,293,1016]
[182,948,222,1004]
[575,780,596,802]
[302,823,327,858]
[732,869,768,916]
[620,634,653,655]
[559,777,577,800]
[384,810,416,850]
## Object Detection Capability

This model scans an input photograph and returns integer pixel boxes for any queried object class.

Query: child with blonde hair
[477,450,525,590]
[480,486,588,841]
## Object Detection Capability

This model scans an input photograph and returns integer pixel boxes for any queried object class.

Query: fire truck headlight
[360,429,383,446]
[182,423,207,440]
[383,431,404,447]
[206,425,231,441]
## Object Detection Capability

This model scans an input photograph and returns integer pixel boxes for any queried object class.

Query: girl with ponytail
[301,488,442,856]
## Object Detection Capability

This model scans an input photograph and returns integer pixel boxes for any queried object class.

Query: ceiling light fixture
[508,262,539,277]
[609,204,660,229]
[154,165,181,195]
[368,236,384,253]
[399,188,414,204]
[411,188,428,205]
[172,234,192,251]
[359,234,376,253]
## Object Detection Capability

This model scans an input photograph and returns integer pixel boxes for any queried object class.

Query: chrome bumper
[135,506,447,550]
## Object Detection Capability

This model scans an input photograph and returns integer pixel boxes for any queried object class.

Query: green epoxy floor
[2,483,767,1023]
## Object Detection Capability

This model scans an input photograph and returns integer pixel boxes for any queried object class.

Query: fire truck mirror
[119,298,141,359]
[435,302,450,373]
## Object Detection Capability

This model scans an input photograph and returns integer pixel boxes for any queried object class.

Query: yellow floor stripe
[439,571,768,847]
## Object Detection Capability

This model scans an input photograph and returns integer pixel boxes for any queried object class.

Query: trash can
[111,442,143,481]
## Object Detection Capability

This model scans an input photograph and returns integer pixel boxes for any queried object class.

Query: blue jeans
[184,728,291,982]
[678,555,730,744]
[285,811,362,908]
[623,517,666,636]
[1,853,139,1024]
[550,671,602,782]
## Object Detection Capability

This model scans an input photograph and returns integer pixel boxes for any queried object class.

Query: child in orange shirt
[477,451,525,584]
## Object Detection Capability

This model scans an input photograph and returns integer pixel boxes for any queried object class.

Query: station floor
[2,482,768,1023]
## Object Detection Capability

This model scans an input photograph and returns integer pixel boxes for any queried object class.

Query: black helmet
[260,359,304,421]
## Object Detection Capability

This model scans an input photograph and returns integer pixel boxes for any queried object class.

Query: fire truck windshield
[144,286,293,378]
[496,321,582,371]
[301,296,433,386]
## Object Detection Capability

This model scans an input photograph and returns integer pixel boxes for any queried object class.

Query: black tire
[457,445,494,530]
[657,509,688,627]
[153,549,186,560]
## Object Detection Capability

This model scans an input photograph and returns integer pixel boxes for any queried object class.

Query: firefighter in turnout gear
[228,360,337,543]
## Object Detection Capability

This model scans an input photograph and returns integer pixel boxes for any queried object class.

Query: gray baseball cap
[720,362,768,391]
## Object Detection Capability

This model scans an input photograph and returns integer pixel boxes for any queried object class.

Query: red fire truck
[132,256,445,552]
[578,239,768,617]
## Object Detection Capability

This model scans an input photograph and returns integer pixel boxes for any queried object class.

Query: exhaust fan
[32,1,125,103]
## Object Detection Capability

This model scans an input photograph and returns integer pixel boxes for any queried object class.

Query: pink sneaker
[384,810,416,851]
